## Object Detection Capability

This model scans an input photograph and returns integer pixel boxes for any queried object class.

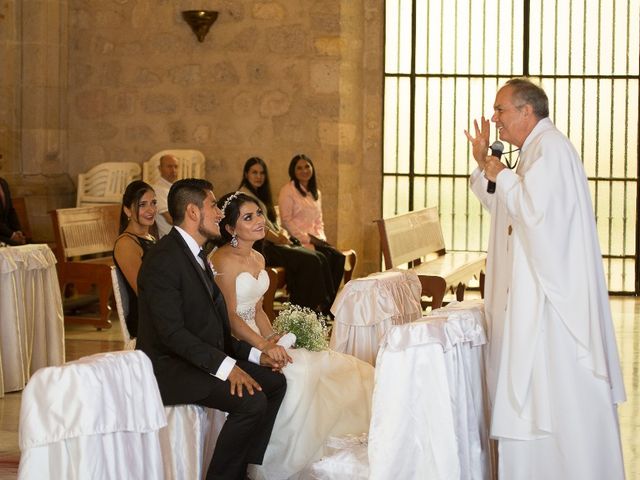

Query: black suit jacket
[0,177,21,244]
[136,228,252,405]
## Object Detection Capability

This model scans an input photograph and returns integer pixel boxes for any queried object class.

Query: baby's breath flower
[272,303,329,351]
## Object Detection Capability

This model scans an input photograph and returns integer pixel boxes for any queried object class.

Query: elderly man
[465,78,625,479]
[136,178,286,480]
[153,154,179,237]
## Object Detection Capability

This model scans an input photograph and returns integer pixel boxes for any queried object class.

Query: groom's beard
[198,216,221,241]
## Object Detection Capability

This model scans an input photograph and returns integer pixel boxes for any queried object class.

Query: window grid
[383,0,639,293]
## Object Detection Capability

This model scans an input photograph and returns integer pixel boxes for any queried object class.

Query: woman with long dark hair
[278,154,346,300]
[113,180,157,338]
[238,157,337,312]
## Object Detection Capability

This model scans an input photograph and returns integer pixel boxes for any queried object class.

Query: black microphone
[486,140,504,194]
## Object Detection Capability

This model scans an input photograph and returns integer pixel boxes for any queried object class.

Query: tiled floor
[0,297,639,479]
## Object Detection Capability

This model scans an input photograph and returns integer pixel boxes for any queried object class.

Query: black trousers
[196,360,286,480]
[313,244,346,311]
[261,241,335,310]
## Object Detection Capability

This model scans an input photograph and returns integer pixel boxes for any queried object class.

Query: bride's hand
[262,343,292,365]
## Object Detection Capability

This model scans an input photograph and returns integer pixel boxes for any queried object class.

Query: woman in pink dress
[278,154,345,311]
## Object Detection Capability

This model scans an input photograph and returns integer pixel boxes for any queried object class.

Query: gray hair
[505,78,549,119]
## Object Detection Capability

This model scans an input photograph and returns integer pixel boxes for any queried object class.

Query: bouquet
[272,303,329,351]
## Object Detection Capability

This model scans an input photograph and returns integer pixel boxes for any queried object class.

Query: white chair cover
[330,270,422,365]
[311,301,491,480]
[18,351,167,480]
[159,405,226,480]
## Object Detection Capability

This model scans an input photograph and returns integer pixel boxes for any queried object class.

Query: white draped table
[330,270,423,365]
[0,244,65,398]
[310,300,493,480]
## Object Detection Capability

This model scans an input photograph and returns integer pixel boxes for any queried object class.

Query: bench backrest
[142,149,205,185]
[375,207,446,268]
[76,162,141,207]
[50,205,121,260]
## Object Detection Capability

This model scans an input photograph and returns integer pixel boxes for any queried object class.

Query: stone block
[192,124,211,144]
[95,7,126,29]
[306,95,340,118]
[233,92,256,116]
[0,45,19,87]
[247,62,269,82]
[21,86,47,129]
[314,36,341,56]
[81,144,109,170]
[75,89,108,119]
[225,27,259,52]
[310,61,339,94]
[170,65,202,85]
[259,90,291,117]
[70,64,94,88]
[252,2,286,21]
[207,61,240,84]
[125,125,154,142]
[221,2,246,22]
[21,43,48,88]
[142,94,177,114]
[21,0,48,44]
[267,25,306,55]
[121,41,144,55]
[318,121,357,146]
[190,91,217,113]
[310,14,340,34]
[134,68,162,86]
[76,122,119,141]
[167,120,187,143]
[0,0,18,41]
[99,61,122,87]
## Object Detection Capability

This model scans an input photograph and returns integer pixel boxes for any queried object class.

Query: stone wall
[2,0,383,275]
[0,0,75,241]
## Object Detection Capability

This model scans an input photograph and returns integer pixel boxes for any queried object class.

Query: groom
[136,178,286,480]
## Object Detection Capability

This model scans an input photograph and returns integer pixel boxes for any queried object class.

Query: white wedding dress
[236,270,375,480]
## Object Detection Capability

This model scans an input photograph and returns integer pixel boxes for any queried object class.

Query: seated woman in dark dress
[238,157,337,312]
[113,180,158,338]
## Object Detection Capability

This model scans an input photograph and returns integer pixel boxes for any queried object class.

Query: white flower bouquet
[272,303,329,351]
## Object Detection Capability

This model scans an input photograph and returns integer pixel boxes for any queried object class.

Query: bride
[211,192,374,480]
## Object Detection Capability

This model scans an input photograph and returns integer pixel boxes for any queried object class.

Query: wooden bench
[263,249,357,321]
[375,207,486,310]
[50,205,121,329]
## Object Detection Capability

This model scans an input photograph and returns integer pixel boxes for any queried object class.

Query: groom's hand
[228,366,262,397]
[260,353,285,372]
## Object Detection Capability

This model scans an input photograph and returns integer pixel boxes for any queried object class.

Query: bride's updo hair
[217,192,260,245]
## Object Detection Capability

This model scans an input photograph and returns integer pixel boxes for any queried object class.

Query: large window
[384,0,640,293]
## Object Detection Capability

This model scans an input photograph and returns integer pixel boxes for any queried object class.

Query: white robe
[470,118,625,479]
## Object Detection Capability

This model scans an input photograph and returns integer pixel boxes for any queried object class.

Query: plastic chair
[110,266,136,350]
[142,150,206,185]
[76,162,141,207]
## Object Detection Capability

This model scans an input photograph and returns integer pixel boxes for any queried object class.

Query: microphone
[486,140,504,194]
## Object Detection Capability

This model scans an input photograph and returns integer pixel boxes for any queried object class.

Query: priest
[465,77,625,479]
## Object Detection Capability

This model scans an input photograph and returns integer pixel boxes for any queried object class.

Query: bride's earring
[230,233,238,248]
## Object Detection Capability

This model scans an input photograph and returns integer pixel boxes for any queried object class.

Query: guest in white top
[465,77,625,479]
[278,154,345,312]
[152,154,179,238]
